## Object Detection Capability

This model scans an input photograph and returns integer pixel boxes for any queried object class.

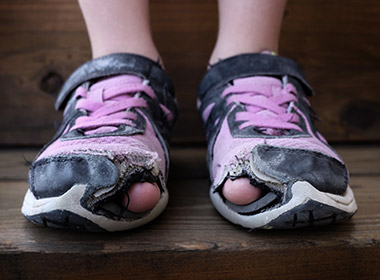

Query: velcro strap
[199,53,314,98]
[55,53,177,117]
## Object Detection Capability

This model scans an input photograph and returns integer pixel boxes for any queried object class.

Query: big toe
[122,182,161,213]
[222,178,263,205]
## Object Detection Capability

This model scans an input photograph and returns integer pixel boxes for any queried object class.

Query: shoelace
[70,75,169,135]
[221,76,302,136]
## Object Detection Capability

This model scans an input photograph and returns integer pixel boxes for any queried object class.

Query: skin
[122,182,161,213]
[78,0,160,61]
[78,0,287,211]
[222,178,263,205]
[209,0,287,65]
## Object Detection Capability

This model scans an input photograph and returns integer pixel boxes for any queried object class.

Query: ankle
[91,44,164,68]
[209,45,278,66]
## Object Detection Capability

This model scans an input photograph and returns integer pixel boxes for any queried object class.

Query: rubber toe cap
[29,154,119,199]
[252,145,349,195]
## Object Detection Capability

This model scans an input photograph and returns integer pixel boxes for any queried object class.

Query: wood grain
[0,146,379,279]
[0,0,379,145]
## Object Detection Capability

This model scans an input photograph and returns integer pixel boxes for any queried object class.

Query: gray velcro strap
[199,53,314,98]
[55,53,176,111]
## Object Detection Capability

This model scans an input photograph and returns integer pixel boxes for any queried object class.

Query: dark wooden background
[0,0,379,146]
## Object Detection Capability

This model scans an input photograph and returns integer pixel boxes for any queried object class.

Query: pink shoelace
[70,75,169,135]
[222,76,302,136]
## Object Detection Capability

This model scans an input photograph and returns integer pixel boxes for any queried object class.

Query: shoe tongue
[239,76,283,97]
[84,126,118,135]
[90,74,142,91]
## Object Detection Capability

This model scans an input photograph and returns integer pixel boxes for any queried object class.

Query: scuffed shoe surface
[22,53,178,232]
[198,54,357,229]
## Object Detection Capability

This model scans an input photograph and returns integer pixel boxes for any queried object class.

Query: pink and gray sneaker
[22,53,178,232]
[198,53,357,229]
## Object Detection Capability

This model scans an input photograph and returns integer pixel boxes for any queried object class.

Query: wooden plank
[0,0,379,145]
[1,247,379,280]
[280,0,380,142]
[0,177,379,279]
[0,1,90,145]
[333,145,380,176]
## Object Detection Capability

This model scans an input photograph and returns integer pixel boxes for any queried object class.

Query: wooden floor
[0,146,380,280]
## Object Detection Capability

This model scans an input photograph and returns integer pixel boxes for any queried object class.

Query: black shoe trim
[30,154,118,199]
[24,210,107,232]
[199,53,313,99]
[265,200,355,229]
[55,53,177,121]
[252,145,349,195]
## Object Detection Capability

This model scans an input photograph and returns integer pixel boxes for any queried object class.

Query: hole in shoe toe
[225,192,280,215]
[125,182,161,213]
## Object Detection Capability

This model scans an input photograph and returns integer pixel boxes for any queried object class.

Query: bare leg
[209,0,287,65]
[79,0,161,212]
[79,0,160,62]
[211,0,287,205]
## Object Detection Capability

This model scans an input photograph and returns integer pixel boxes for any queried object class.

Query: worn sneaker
[198,53,357,229]
[22,53,178,232]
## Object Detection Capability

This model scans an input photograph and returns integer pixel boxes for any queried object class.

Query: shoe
[198,53,357,229]
[22,53,178,232]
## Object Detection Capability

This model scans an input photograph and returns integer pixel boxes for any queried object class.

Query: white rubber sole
[211,181,357,229]
[22,184,169,232]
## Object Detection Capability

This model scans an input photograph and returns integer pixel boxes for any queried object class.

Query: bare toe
[222,178,263,205]
[122,182,161,213]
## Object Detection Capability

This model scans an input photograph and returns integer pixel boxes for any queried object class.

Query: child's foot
[198,53,357,229]
[22,53,178,232]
